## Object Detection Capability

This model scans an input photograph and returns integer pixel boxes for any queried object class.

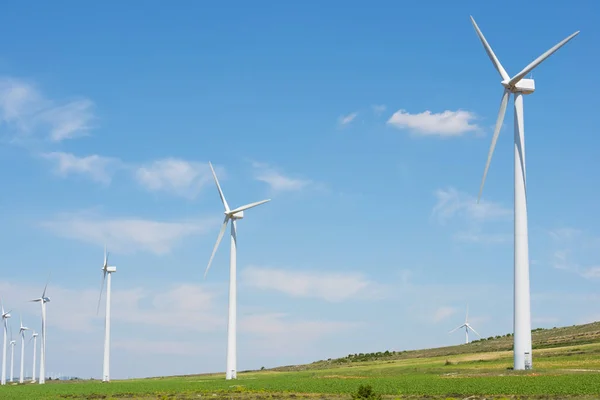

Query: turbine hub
[501,78,535,95]
[227,210,244,220]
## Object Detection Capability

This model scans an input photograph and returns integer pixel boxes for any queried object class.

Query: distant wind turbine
[18,315,29,384]
[449,305,481,344]
[204,161,270,380]
[1,300,11,385]
[30,274,51,384]
[9,337,15,383]
[469,16,579,371]
[97,245,116,383]
[30,331,38,383]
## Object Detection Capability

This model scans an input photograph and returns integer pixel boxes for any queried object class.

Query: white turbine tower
[1,301,11,386]
[97,245,116,383]
[205,161,270,380]
[30,331,38,383]
[449,305,481,344]
[30,276,51,384]
[470,16,579,371]
[18,315,30,384]
[9,337,15,383]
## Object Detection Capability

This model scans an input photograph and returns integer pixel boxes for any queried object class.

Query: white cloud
[387,109,479,137]
[371,104,387,116]
[241,266,387,302]
[240,313,358,354]
[251,162,313,192]
[338,112,358,127]
[135,158,217,199]
[41,211,219,255]
[0,77,95,142]
[41,152,121,184]
[548,229,600,280]
[432,306,457,322]
[431,187,510,224]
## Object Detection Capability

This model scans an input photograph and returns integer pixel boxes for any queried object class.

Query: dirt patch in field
[318,375,367,379]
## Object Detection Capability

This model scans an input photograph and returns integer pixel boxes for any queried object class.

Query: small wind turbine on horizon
[470,16,579,371]
[449,305,481,344]
[30,331,38,383]
[1,300,11,385]
[30,274,51,384]
[205,161,271,380]
[97,245,116,383]
[18,315,30,384]
[9,336,15,383]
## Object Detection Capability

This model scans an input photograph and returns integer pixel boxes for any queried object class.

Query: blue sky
[0,0,599,380]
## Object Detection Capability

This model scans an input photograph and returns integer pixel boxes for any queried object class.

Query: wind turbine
[469,16,579,371]
[205,161,270,380]
[97,245,116,383]
[1,300,11,385]
[18,315,29,383]
[30,275,51,384]
[9,336,15,383]
[30,331,38,383]
[449,305,481,344]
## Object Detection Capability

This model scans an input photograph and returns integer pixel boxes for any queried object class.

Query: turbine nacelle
[102,266,117,273]
[227,210,244,220]
[502,78,535,95]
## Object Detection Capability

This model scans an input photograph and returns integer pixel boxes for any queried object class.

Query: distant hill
[269,321,600,372]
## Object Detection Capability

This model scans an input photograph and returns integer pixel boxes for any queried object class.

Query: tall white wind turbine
[18,315,29,384]
[9,337,15,383]
[30,331,38,383]
[30,275,51,384]
[97,245,116,383]
[470,16,579,370]
[449,304,481,344]
[205,161,270,380]
[1,301,11,385]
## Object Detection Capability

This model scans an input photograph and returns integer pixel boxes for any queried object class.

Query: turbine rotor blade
[42,272,51,298]
[228,199,271,215]
[508,30,580,87]
[478,89,510,203]
[204,216,230,279]
[449,324,466,334]
[104,244,107,267]
[468,325,482,338]
[470,16,509,81]
[465,304,469,323]
[96,270,107,316]
[209,162,230,212]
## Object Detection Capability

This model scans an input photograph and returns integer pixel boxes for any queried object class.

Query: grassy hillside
[2,321,600,399]
[272,321,600,372]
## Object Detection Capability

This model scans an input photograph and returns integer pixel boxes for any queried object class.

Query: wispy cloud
[371,104,387,116]
[547,228,600,280]
[252,161,314,192]
[41,211,219,255]
[241,266,387,302]
[432,306,457,322]
[387,109,479,137]
[41,152,122,184]
[431,187,510,224]
[338,112,358,127]
[135,158,217,199]
[241,313,359,354]
[0,77,95,142]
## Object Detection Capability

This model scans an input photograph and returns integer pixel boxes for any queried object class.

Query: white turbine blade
[204,216,230,279]
[477,89,509,203]
[96,270,107,316]
[470,16,509,81]
[468,325,482,338]
[228,199,271,215]
[104,244,107,267]
[508,30,580,87]
[42,272,51,298]
[449,324,466,334]
[209,162,230,212]
[465,304,469,323]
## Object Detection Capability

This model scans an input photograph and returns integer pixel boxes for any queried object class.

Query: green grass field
[3,322,600,399]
